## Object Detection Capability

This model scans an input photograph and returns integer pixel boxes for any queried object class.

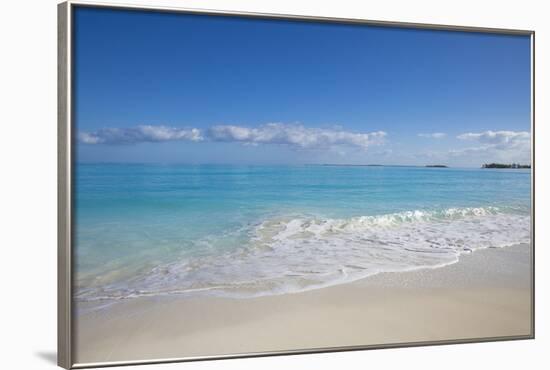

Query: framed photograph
[58,1,535,368]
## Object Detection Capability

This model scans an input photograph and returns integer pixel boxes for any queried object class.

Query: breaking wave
[75,206,530,302]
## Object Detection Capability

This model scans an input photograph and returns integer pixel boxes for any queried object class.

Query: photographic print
[60,3,533,367]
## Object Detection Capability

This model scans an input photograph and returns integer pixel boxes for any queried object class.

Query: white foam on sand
[75,206,530,303]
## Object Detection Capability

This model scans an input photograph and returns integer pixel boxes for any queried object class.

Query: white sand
[74,244,532,365]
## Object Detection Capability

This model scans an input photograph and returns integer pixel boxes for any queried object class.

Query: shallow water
[74,164,531,301]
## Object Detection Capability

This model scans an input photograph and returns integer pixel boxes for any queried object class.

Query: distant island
[319,164,448,168]
[317,163,530,169]
[482,163,531,169]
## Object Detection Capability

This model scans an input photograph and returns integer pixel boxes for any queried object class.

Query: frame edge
[62,2,536,368]
[67,0,535,35]
[530,31,535,339]
[58,1,72,369]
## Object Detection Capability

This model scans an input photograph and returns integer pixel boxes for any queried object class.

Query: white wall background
[0,0,547,369]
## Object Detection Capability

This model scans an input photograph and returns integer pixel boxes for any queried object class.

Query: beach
[74,243,532,365]
[66,12,535,369]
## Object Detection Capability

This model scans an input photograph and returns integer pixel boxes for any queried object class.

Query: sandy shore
[74,244,533,365]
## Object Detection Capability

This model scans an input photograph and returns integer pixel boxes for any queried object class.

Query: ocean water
[74,164,531,302]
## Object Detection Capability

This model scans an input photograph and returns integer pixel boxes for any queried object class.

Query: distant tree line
[482,163,531,169]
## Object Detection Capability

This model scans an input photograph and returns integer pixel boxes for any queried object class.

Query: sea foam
[75,206,530,302]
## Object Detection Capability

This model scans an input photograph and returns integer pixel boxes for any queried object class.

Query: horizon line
[74,162,532,169]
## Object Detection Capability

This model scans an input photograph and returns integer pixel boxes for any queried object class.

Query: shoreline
[75,243,532,365]
[75,207,530,304]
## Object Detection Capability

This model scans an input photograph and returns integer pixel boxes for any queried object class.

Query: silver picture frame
[58,1,535,368]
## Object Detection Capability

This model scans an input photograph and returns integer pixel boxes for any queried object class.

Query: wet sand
[74,244,532,365]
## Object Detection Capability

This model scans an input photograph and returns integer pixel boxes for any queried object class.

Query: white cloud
[79,132,103,144]
[207,123,386,151]
[457,130,530,147]
[448,145,494,156]
[451,130,531,163]
[78,125,203,144]
[457,130,530,151]
[418,132,446,139]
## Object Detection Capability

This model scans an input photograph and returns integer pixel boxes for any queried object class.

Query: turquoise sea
[75,164,531,302]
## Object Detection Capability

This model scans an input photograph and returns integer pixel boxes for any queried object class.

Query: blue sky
[74,6,532,166]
